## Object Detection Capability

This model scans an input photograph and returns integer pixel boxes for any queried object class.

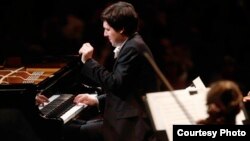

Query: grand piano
[0,56,97,141]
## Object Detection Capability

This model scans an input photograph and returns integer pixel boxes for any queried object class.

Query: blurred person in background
[196,80,243,125]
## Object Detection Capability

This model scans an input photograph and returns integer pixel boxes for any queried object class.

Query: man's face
[103,21,124,47]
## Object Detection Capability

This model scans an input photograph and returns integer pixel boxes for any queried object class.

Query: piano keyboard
[39,94,87,124]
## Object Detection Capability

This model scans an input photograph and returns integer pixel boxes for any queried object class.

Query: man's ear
[119,28,124,34]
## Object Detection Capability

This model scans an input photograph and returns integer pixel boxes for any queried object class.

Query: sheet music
[146,88,208,141]
[146,88,246,141]
[192,76,206,90]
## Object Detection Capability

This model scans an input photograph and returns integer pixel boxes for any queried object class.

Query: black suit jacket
[81,33,158,141]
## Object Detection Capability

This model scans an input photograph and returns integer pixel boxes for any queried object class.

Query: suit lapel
[113,45,125,70]
[112,33,138,70]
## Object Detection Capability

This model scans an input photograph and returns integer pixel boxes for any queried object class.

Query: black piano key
[40,94,76,118]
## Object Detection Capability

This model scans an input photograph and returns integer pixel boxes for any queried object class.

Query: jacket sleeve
[97,94,106,113]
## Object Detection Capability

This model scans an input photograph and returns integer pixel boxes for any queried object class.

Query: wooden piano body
[0,56,92,141]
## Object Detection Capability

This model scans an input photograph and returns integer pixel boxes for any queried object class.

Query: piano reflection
[0,56,95,141]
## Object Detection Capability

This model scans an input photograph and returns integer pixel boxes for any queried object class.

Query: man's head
[101,1,138,46]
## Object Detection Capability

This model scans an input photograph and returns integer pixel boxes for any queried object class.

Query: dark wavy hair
[101,1,138,36]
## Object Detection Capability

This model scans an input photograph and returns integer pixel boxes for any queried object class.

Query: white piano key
[61,104,87,124]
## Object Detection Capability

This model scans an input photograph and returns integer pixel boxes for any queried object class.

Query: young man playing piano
[63,1,159,141]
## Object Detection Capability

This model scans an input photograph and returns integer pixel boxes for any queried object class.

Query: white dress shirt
[113,39,128,59]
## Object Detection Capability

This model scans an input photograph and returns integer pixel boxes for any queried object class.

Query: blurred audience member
[28,14,85,56]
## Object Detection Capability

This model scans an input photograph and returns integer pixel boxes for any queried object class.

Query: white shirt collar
[113,39,128,58]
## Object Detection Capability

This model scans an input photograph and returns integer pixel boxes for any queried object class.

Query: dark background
[1,0,250,94]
